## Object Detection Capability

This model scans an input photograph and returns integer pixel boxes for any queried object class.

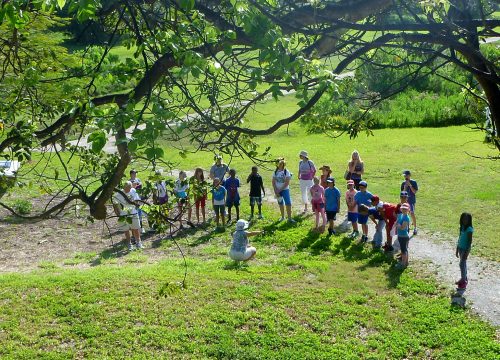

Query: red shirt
[383,203,398,223]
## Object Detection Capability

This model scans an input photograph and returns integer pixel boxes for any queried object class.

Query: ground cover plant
[0,207,498,359]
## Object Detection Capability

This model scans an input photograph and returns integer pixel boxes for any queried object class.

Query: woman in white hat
[298,150,316,213]
[228,220,262,262]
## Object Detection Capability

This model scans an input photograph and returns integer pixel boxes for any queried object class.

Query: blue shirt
[324,187,341,212]
[401,179,418,204]
[397,213,410,237]
[224,177,240,200]
[354,190,373,207]
[231,230,248,253]
[211,186,226,203]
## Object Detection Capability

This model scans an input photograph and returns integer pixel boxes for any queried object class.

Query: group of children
[115,152,474,289]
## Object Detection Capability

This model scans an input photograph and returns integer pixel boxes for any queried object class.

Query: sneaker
[187,221,196,228]
[361,235,368,243]
[384,245,394,252]
[395,263,406,270]
[413,228,418,235]
[258,214,264,219]
[328,228,334,235]
[278,217,285,222]
[288,218,296,224]
[353,231,359,238]
[141,228,146,234]
[128,244,134,252]
[136,241,144,250]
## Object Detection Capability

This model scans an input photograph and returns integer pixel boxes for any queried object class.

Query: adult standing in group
[272,159,295,223]
[209,154,230,185]
[298,150,316,213]
[112,181,143,251]
[346,150,365,190]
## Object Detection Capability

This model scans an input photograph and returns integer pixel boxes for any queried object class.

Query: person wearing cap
[325,177,341,235]
[346,150,364,190]
[298,150,316,213]
[396,203,411,269]
[319,165,332,188]
[401,170,419,235]
[368,196,386,249]
[228,220,262,262]
[354,180,373,242]
[209,154,230,185]
[345,179,359,238]
[310,176,327,232]
[272,158,295,223]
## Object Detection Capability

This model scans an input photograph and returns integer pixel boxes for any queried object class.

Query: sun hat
[326,177,335,183]
[236,219,249,231]
[347,179,355,185]
[299,150,308,158]
[400,202,410,210]
[402,170,411,176]
[371,195,380,203]
[400,191,408,197]
[359,180,368,187]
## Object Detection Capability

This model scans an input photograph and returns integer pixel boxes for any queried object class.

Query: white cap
[376,202,384,209]
[235,219,249,231]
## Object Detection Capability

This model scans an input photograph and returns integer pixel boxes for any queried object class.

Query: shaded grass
[0,211,498,359]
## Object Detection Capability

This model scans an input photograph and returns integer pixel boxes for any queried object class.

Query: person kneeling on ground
[228,220,262,262]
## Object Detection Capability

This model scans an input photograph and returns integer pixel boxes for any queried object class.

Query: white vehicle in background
[0,160,20,178]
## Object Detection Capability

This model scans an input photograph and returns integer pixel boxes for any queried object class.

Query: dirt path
[362,223,500,327]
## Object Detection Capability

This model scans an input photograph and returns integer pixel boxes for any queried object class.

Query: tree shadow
[296,229,321,250]
[90,241,130,266]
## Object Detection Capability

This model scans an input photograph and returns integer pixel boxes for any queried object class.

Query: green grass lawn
[0,211,498,359]
[155,96,500,261]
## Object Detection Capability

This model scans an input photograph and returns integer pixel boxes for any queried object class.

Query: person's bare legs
[321,209,326,228]
[286,205,293,220]
[362,224,368,237]
[235,206,240,220]
[314,210,320,229]
[279,204,285,219]
[410,211,417,230]
[201,206,206,223]
[195,204,200,224]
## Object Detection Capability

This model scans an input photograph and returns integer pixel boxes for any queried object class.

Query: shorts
[347,212,358,223]
[226,197,240,207]
[213,204,225,216]
[409,202,416,213]
[358,214,369,225]
[229,247,256,261]
[312,200,325,212]
[195,195,206,209]
[250,196,262,206]
[326,211,337,221]
[119,213,141,231]
[398,236,409,254]
[277,189,292,206]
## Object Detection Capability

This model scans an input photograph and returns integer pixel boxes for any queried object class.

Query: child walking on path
[310,177,326,232]
[396,203,411,269]
[211,178,227,229]
[225,169,241,223]
[325,177,341,235]
[228,220,262,262]
[247,166,265,219]
[345,179,359,238]
[456,212,473,289]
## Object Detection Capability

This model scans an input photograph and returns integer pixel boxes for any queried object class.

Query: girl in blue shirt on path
[456,212,473,290]
[396,203,411,269]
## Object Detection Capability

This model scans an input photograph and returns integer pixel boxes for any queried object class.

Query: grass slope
[0,210,498,359]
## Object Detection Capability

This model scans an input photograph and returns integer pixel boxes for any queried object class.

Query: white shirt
[273,169,292,191]
[113,188,140,215]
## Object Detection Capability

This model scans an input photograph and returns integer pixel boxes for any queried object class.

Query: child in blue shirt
[324,177,341,235]
[225,169,240,223]
[354,181,373,242]
[396,203,411,269]
[456,212,473,289]
[211,178,227,229]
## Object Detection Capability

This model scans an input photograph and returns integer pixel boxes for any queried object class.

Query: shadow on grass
[223,260,250,272]
[90,241,130,266]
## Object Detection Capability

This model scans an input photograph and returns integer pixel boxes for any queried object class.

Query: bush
[13,199,32,215]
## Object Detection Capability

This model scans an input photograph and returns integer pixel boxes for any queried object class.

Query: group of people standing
[111,150,473,289]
